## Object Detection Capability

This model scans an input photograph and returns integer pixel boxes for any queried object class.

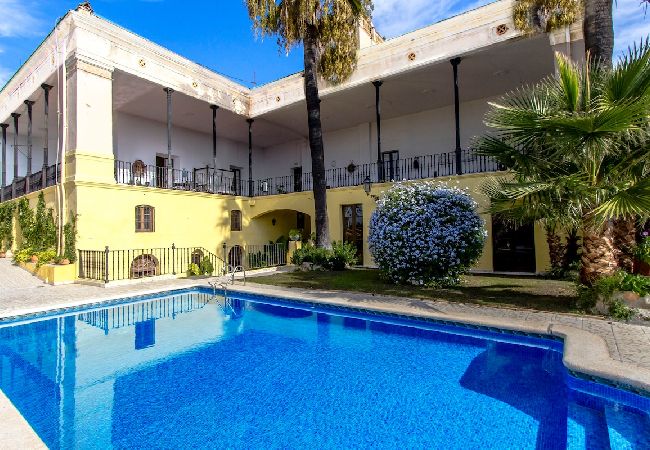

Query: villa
[0,0,584,282]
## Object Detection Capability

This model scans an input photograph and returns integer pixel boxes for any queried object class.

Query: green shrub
[64,214,77,263]
[325,241,358,271]
[0,201,16,251]
[634,236,650,264]
[199,257,214,275]
[13,247,33,264]
[291,242,357,271]
[35,249,57,268]
[187,263,201,276]
[608,299,636,321]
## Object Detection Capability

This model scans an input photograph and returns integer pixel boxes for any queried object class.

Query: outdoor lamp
[363,176,372,196]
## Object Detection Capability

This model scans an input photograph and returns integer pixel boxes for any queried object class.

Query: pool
[0,288,648,449]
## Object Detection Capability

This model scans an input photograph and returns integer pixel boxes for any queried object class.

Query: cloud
[372,0,492,38]
[0,0,43,37]
[613,0,649,59]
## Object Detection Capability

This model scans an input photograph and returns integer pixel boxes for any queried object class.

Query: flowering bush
[368,182,486,286]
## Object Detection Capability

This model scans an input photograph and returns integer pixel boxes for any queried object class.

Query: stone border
[1,280,649,446]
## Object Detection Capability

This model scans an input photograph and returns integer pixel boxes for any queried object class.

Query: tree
[477,46,650,285]
[246,0,372,248]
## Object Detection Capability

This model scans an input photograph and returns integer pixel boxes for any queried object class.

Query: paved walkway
[0,262,649,373]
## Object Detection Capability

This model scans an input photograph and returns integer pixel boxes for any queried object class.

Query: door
[382,150,399,181]
[156,156,174,188]
[342,204,363,265]
[292,167,303,192]
[231,167,242,195]
[492,218,536,273]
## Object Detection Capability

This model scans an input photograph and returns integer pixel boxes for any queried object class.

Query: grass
[251,269,580,314]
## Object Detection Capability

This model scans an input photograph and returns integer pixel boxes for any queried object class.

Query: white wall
[256,95,497,179]
[115,112,262,177]
[1,132,57,185]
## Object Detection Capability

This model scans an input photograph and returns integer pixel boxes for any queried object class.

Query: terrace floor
[0,262,649,386]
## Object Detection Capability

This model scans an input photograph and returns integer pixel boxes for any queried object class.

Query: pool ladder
[209,265,246,296]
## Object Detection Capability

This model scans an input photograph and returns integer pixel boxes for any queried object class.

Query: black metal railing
[0,163,61,203]
[222,243,288,270]
[113,149,502,198]
[78,245,226,283]
[78,292,213,332]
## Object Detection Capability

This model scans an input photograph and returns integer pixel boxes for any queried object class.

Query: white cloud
[372,0,491,38]
[0,0,42,37]
[613,0,649,59]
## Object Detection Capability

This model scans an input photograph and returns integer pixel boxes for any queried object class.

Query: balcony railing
[0,163,61,203]
[114,149,502,198]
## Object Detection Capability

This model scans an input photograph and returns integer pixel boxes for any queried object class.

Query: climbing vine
[0,201,16,252]
[16,192,56,252]
[63,213,77,263]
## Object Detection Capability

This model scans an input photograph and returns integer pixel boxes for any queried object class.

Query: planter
[30,255,39,264]
[59,258,70,266]
[634,259,650,276]
[0,252,6,259]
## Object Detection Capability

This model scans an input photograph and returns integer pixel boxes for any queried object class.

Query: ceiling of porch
[113,33,559,148]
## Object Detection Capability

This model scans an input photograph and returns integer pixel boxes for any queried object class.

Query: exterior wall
[258,96,497,179]
[114,113,258,175]
[70,173,551,274]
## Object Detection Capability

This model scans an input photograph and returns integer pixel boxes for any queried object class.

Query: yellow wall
[5,171,551,274]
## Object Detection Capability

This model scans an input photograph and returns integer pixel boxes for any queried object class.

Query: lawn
[251,269,580,314]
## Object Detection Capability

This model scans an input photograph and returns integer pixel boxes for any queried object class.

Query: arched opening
[131,254,159,279]
[228,245,244,268]
[249,209,313,245]
[191,249,204,266]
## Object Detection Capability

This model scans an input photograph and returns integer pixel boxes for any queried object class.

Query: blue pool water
[0,288,648,449]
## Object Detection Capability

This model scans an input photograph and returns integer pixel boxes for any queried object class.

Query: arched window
[135,205,155,232]
[131,254,159,279]
[231,210,242,231]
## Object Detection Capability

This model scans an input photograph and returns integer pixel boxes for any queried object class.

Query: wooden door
[342,204,363,265]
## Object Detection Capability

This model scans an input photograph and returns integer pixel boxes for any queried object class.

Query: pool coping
[1,280,650,446]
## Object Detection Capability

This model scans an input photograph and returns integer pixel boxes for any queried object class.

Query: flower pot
[634,259,650,276]
[0,252,6,259]
[59,258,70,266]
[30,255,39,264]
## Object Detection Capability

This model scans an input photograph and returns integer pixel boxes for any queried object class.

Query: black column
[24,100,35,192]
[210,105,219,170]
[247,119,254,197]
[451,57,462,175]
[11,113,20,192]
[373,80,383,182]
[0,123,7,202]
[163,87,174,188]
[42,84,53,187]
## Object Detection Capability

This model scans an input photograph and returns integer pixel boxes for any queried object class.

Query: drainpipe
[24,100,35,193]
[451,57,462,176]
[247,119,254,197]
[373,80,383,182]
[164,87,174,188]
[42,84,53,187]
[0,124,7,202]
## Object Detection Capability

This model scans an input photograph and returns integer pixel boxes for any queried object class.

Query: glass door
[292,167,303,192]
[382,150,399,181]
[342,204,363,265]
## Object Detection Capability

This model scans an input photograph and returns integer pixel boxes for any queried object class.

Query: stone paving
[0,259,649,373]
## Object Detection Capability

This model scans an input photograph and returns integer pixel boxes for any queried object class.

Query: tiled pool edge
[1,280,649,444]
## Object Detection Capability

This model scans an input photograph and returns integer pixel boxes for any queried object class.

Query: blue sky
[0,0,648,88]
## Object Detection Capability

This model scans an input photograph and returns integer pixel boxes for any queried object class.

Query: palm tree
[246,0,372,248]
[477,45,650,285]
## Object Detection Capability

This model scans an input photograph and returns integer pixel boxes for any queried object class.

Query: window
[231,210,242,231]
[135,205,155,232]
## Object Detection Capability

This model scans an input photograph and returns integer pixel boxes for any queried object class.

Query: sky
[0,0,648,88]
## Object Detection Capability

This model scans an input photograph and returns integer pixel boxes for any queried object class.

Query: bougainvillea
[369,182,486,286]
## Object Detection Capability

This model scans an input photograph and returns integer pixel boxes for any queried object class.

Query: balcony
[114,149,502,198]
[0,164,61,202]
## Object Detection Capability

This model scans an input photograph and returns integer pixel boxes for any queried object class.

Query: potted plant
[633,233,650,276]
[289,229,302,241]
[31,254,39,264]
[0,250,6,259]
